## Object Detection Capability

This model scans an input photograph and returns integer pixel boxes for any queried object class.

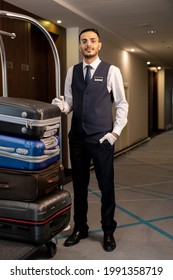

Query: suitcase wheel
[46,241,57,258]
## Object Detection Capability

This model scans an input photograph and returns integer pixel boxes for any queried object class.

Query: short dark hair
[79,28,100,41]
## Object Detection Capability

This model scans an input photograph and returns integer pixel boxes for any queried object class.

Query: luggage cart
[0,238,58,260]
[0,10,66,260]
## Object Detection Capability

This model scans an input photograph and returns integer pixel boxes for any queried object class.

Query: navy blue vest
[71,61,113,137]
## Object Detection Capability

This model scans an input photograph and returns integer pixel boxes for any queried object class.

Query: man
[52,28,128,252]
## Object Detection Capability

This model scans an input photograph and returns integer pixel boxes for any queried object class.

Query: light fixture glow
[57,20,62,24]
[147,30,157,34]
[130,48,135,52]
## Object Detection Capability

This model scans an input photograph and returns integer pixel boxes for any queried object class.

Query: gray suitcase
[0,97,61,139]
[0,189,71,244]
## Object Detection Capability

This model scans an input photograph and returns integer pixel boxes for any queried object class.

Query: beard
[81,48,98,59]
[83,53,96,59]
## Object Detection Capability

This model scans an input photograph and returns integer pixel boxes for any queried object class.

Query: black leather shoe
[103,233,116,252]
[64,230,88,247]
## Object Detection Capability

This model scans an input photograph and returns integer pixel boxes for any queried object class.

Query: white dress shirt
[64,57,128,136]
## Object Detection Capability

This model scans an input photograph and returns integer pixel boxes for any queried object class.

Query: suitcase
[0,161,64,201]
[0,96,61,139]
[0,189,71,244]
[0,134,60,170]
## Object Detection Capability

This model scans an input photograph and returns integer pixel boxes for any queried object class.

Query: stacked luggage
[0,98,71,244]
[0,12,71,246]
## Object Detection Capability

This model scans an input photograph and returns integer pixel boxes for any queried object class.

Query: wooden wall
[0,0,66,102]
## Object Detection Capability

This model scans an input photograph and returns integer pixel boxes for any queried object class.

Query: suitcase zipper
[0,205,71,225]
[0,114,60,127]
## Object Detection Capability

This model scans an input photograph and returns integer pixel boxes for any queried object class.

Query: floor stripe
[88,187,173,240]
[58,188,173,241]
[117,205,173,240]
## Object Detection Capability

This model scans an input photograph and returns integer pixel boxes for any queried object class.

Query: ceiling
[3,0,173,69]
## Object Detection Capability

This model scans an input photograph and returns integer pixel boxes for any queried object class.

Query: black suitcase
[0,161,64,201]
[0,97,61,139]
[0,189,71,244]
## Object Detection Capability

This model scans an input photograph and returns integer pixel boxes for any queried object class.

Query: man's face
[79,31,102,60]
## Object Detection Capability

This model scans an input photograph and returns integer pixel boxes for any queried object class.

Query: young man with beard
[52,28,128,252]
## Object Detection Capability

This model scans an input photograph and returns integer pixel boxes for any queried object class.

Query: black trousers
[69,136,117,234]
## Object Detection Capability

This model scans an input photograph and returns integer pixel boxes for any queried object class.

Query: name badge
[94,76,103,82]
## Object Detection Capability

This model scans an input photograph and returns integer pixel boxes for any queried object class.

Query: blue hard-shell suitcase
[0,134,60,170]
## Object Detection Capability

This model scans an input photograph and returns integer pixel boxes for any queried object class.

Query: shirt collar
[83,57,101,70]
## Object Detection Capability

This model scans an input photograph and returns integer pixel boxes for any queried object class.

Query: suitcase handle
[45,123,60,131]
[44,146,60,155]
[47,175,59,185]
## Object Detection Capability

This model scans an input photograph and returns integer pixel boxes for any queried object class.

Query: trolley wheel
[46,241,57,258]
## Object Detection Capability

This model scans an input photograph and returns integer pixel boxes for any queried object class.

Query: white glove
[52,96,71,114]
[52,96,64,111]
[99,133,117,145]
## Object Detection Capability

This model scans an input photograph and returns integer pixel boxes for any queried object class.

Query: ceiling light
[147,61,151,65]
[157,66,161,70]
[57,20,62,24]
[147,30,157,34]
[130,48,135,52]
